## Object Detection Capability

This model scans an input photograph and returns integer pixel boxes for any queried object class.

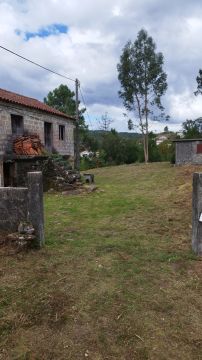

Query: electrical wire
[0,45,75,83]
[79,86,94,129]
[0,45,95,129]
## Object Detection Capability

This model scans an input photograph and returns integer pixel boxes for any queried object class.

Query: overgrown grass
[0,162,202,359]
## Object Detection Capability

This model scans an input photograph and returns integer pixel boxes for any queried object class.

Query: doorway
[3,162,16,187]
[44,122,52,152]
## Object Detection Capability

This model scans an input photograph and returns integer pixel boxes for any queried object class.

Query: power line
[0,45,75,83]
[79,86,94,129]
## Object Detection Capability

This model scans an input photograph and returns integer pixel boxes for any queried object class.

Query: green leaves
[182,118,202,138]
[44,84,76,115]
[117,29,167,127]
[117,29,168,162]
[44,84,87,133]
[194,69,202,96]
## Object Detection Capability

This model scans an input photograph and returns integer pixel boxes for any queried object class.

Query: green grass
[0,162,202,359]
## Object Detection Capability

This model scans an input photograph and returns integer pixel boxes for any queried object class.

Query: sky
[0,0,202,133]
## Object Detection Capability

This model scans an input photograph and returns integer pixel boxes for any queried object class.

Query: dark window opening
[11,114,23,135]
[44,122,53,151]
[3,162,16,187]
[197,144,202,154]
[59,125,65,141]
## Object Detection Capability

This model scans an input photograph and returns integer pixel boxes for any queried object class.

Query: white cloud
[112,6,122,17]
[0,0,202,132]
[169,89,202,120]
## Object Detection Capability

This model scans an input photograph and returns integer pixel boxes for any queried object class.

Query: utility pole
[75,78,80,170]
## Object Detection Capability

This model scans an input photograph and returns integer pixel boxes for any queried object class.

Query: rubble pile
[13,135,44,155]
[42,157,82,192]
[5,222,36,251]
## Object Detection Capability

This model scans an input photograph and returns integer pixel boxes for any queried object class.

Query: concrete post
[0,159,4,187]
[192,172,202,255]
[27,171,44,247]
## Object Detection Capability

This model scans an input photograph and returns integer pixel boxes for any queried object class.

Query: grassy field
[0,162,202,359]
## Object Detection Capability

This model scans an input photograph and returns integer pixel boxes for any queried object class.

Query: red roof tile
[0,88,75,120]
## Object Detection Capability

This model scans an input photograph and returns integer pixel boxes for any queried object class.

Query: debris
[18,222,35,235]
[13,134,44,155]
[117,313,123,320]
[42,157,81,192]
[85,184,98,193]
[4,222,36,251]
[134,334,144,342]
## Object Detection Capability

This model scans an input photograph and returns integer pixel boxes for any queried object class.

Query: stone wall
[14,157,46,187]
[0,172,44,247]
[0,101,75,157]
[0,159,3,186]
[0,187,28,231]
[175,140,202,165]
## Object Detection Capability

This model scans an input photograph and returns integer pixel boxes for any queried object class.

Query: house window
[197,144,202,154]
[59,125,65,140]
[11,114,23,135]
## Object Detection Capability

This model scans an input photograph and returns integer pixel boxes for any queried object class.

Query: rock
[18,222,26,234]
[86,185,98,193]
[18,221,34,234]
[47,188,55,194]
[6,233,19,242]
[26,235,36,241]
[3,222,36,251]
[42,157,81,191]
[26,227,35,235]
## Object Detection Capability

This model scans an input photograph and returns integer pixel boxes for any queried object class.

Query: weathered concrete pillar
[27,171,44,247]
[192,172,202,255]
[0,158,4,187]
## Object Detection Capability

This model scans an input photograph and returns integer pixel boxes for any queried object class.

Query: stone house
[0,88,75,186]
[174,139,202,165]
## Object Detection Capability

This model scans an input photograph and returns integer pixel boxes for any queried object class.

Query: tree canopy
[98,112,113,132]
[117,29,168,162]
[182,118,202,138]
[194,69,202,96]
[44,84,87,131]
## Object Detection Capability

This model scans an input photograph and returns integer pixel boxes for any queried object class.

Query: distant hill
[118,132,142,139]
[89,130,141,140]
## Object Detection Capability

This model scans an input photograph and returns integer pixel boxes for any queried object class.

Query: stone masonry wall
[0,172,44,247]
[175,141,193,165]
[0,187,28,231]
[0,101,75,157]
[175,140,202,165]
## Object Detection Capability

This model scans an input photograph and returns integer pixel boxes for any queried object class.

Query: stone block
[192,172,202,255]
[27,171,44,247]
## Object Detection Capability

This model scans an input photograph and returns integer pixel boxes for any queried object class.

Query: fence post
[192,172,202,255]
[27,171,44,247]
[0,158,4,187]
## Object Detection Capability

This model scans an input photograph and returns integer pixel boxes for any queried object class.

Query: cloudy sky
[0,0,202,132]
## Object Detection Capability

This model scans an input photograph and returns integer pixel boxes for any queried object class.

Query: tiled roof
[0,88,75,120]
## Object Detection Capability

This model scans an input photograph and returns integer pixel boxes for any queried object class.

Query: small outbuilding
[173,139,202,165]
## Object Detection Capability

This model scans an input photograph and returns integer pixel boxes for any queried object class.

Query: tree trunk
[145,123,149,163]
[145,133,149,163]
[144,87,149,163]
[143,134,148,163]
